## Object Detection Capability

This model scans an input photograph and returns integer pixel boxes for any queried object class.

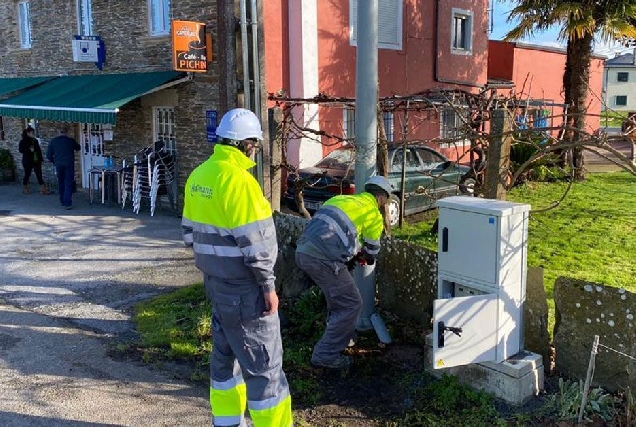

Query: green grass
[133,284,211,378]
[600,110,629,127]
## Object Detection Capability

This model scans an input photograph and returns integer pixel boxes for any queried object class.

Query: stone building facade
[0,0,221,207]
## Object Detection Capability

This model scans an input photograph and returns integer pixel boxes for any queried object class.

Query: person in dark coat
[18,127,50,195]
[46,125,80,209]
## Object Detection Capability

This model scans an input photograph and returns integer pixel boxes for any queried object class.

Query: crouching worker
[295,176,392,369]
[181,108,292,426]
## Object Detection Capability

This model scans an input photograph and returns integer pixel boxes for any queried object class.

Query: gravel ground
[0,183,210,426]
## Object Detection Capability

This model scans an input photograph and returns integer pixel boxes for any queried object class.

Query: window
[18,1,31,49]
[616,95,628,107]
[416,148,445,169]
[149,0,170,36]
[451,8,473,53]
[342,108,394,143]
[0,117,5,141]
[390,147,419,173]
[350,0,403,50]
[440,106,469,147]
[153,107,176,154]
[77,0,93,35]
[343,108,355,143]
[617,72,629,83]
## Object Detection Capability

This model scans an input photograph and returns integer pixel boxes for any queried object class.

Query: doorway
[80,123,105,188]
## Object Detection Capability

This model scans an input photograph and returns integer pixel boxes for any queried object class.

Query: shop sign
[172,20,211,73]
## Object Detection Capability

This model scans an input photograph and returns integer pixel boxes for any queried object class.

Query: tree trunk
[563,34,593,181]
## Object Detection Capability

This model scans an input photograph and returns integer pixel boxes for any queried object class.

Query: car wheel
[387,194,400,227]
[459,177,477,196]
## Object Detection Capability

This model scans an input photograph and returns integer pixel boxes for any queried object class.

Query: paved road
[0,184,210,426]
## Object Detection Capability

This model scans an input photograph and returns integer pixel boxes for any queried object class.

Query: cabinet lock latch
[437,321,463,348]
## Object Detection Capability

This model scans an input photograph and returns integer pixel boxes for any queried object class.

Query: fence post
[268,107,283,211]
[484,109,513,200]
[578,335,600,423]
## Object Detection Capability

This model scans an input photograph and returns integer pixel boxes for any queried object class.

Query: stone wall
[554,278,636,392]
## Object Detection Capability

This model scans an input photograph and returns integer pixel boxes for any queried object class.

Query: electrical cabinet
[433,196,530,369]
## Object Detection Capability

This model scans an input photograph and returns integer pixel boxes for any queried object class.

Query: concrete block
[425,336,544,405]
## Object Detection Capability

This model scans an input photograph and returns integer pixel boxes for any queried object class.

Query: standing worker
[46,125,80,210]
[295,176,392,369]
[181,108,293,427]
[19,126,50,195]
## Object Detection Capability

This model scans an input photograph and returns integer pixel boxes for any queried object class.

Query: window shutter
[350,0,402,50]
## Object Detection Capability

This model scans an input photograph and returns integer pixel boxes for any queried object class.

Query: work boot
[310,355,352,370]
[22,185,29,195]
[40,184,51,195]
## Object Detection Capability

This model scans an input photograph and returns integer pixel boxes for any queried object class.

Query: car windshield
[315,147,354,169]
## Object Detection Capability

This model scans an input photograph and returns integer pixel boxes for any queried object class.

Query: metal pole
[353,0,390,344]
[578,335,600,423]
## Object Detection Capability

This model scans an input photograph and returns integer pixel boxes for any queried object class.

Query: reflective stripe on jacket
[181,144,277,292]
[295,192,383,262]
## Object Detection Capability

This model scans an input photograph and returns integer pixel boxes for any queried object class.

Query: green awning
[0,71,187,124]
[0,76,56,97]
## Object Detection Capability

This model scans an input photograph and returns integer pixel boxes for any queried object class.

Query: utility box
[433,196,530,369]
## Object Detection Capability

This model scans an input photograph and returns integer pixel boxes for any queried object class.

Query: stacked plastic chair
[121,143,177,216]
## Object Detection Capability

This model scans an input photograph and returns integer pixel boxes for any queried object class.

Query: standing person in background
[181,108,293,427]
[46,125,80,210]
[19,126,50,195]
[295,176,392,370]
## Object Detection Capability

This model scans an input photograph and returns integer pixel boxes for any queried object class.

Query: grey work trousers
[204,275,290,426]
[295,252,362,362]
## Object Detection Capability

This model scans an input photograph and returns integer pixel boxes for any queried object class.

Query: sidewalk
[0,183,210,426]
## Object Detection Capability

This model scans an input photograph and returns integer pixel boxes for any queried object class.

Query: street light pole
[353,0,390,344]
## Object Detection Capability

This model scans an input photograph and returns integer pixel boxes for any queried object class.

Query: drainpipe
[250,0,264,187]
[239,0,251,109]
[434,0,483,88]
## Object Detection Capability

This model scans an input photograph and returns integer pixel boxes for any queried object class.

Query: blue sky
[489,0,628,58]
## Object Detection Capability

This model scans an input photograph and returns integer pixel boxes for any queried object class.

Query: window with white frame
[451,8,472,53]
[343,108,394,143]
[149,0,170,36]
[18,1,31,49]
[77,0,93,35]
[617,72,629,83]
[153,107,176,154]
[350,0,403,50]
[616,95,628,107]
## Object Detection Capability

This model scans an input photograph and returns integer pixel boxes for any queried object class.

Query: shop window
[18,1,31,49]
[350,0,403,50]
[616,95,628,107]
[451,8,473,54]
[149,0,170,36]
[77,0,93,36]
[153,107,176,154]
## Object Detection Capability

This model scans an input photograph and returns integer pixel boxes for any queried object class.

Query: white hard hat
[216,108,263,142]
[364,175,392,196]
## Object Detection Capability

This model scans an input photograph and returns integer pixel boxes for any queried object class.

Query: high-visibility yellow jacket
[181,144,277,292]
[295,192,383,263]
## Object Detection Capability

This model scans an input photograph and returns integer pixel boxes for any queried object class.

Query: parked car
[284,144,475,226]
